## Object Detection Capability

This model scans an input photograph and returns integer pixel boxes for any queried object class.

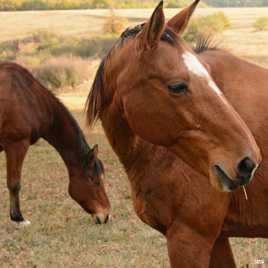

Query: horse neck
[99,50,156,178]
[101,102,153,177]
[43,101,90,176]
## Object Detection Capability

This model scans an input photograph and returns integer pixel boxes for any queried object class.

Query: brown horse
[87,1,267,267]
[0,62,110,226]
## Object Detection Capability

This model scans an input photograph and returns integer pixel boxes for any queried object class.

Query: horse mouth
[213,165,241,191]
[93,213,110,225]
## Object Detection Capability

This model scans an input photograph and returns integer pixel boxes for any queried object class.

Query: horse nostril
[95,216,102,225]
[104,215,109,224]
[237,157,256,178]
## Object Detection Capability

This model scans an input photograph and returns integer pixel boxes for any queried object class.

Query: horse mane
[1,62,91,164]
[194,36,219,54]
[86,24,218,127]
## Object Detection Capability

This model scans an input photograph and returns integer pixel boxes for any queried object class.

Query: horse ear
[92,144,99,157]
[167,0,200,35]
[138,1,165,50]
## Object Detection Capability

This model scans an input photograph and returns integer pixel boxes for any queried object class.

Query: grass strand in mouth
[243,186,248,200]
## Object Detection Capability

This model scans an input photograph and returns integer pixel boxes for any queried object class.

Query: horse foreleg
[166,223,214,268]
[5,140,30,226]
[209,236,236,268]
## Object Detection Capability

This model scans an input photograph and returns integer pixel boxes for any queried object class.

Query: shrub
[0,0,23,11]
[90,0,111,8]
[50,35,117,58]
[31,30,63,52]
[103,10,129,35]
[0,30,117,65]
[184,12,230,42]
[16,52,50,68]
[20,0,48,10]
[0,40,19,61]
[75,36,116,57]
[33,57,92,91]
[215,11,231,29]
[254,17,268,31]
[0,30,65,67]
[114,0,156,8]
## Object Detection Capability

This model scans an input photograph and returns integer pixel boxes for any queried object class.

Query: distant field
[0,7,268,268]
[1,8,268,67]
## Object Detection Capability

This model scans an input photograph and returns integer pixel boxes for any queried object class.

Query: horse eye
[168,83,188,94]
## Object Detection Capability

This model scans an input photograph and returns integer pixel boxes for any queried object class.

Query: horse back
[0,62,54,145]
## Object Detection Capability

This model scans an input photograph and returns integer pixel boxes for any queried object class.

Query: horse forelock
[86,59,105,127]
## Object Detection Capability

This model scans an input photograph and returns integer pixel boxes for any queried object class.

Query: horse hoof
[19,220,31,226]
[12,220,31,227]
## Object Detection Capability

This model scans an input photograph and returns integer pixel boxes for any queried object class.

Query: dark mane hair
[86,24,218,126]
[194,36,219,54]
[1,62,91,165]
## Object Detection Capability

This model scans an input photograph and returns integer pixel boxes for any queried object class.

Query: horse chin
[212,165,240,192]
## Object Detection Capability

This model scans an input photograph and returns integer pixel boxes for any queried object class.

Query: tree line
[0,0,156,10]
[0,0,267,11]
[203,0,268,6]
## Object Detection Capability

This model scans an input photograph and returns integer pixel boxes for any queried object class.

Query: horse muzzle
[213,156,259,192]
[92,213,110,224]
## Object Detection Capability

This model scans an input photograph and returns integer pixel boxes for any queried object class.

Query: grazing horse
[86,1,267,267]
[0,62,110,226]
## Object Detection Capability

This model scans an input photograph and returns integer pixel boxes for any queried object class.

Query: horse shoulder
[129,148,229,235]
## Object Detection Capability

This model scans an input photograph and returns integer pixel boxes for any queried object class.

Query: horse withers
[0,62,110,225]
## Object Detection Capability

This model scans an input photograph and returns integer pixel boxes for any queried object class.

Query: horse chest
[223,182,268,238]
[131,184,171,234]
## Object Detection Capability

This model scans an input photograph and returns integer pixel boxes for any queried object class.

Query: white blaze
[182,52,222,95]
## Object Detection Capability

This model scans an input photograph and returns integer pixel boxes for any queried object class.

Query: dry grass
[0,110,267,268]
[0,7,267,268]
[102,10,129,34]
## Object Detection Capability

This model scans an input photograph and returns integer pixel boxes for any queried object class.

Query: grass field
[0,7,268,268]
